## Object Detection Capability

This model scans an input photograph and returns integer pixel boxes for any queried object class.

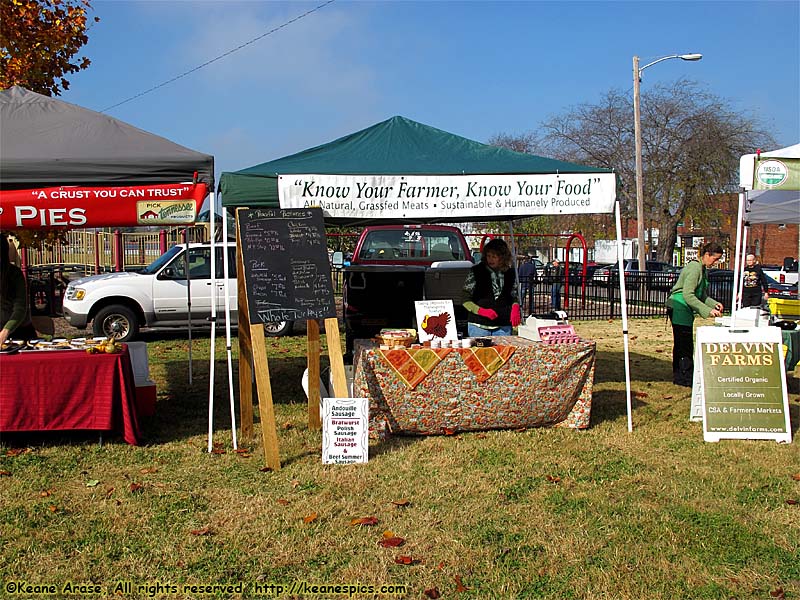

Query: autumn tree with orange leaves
[0,0,98,96]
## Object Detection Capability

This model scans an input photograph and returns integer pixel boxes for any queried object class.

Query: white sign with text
[278,173,617,220]
[414,299,458,343]
[322,398,369,464]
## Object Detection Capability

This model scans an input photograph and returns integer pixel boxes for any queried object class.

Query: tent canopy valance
[219,116,616,225]
[0,86,214,229]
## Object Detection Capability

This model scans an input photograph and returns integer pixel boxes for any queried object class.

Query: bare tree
[537,80,775,262]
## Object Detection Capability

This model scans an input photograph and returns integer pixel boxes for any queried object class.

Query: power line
[101,0,336,112]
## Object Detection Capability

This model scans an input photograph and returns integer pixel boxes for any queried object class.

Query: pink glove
[477,307,498,320]
[511,304,522,327]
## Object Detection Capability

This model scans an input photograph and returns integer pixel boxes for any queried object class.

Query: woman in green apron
[666,242,724,387]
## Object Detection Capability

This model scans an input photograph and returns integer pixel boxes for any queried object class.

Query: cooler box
[768,297,800,322]
[134,381,157,417]
[127,342,157,417]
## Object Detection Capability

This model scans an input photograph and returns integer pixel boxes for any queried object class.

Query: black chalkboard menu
[237,208,336,324]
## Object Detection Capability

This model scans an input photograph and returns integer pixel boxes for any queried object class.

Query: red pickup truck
[338,224,474,361]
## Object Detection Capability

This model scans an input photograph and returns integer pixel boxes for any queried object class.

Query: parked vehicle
[761,258,798,285]
[339,224,473,361]
[62,242,293,342]
[591,260,678,290]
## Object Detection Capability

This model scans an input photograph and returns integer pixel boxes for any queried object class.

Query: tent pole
[507,219,522,305]
[737,224,749,312]
[730,188,747,323]
[207,193,218,452]
[184,228,193,385]
[221,203,238,450]
[614,197,633,432]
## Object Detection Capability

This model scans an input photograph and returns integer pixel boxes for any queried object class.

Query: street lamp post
[633,53,702,274]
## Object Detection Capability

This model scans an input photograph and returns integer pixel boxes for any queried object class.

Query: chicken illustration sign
[415,300,458,343]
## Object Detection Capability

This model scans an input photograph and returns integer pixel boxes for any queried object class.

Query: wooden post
[236,224,254,441]
[307,319,322,430]
[249,324,281,470]
[325,317,348,398]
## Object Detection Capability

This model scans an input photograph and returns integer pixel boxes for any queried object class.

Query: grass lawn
[1,318,799,600]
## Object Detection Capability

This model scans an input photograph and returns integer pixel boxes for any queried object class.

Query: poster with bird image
[415,299,458,343]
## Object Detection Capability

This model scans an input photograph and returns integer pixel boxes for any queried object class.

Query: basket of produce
[375,329,417,348]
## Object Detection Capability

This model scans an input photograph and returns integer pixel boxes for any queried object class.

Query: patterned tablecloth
[353,336,595,438]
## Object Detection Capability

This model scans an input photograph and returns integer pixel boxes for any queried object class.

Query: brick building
[619,193,798,267]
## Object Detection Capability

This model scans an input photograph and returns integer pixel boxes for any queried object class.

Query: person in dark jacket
[517,255,537,312]
[741,253,769,308]
[665,242,724,387]
[0,234,36,345]
[546,259,564,310]
[461,239,521,337]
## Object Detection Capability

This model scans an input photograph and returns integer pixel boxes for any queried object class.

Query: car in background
[63,242,293,342]
[591,260,678,290]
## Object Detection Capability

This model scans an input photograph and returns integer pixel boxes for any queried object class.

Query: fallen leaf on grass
[139,467,159,474]
[391,499,411,507]
[424,588,441,599]
[259,467,273,473]
[276,498,290,506]
[474,433,487,439]
[770,588,785,599]
[545,475,561,484]
[291,479,301,488]
[129,483,143,494]
[85,479,100,488]
[791,473,800,481]
[350,517,379,526]
[0,470,11,477]
[40,489,53,497]
[234,448,250,454]
[634,391,649,398]
[454,575,469,592]
[663,395,673,400]
[190,527,213,536]
[105,487,115,498]
[378,536,405,548]
[236,453,252,458]
[211,448,226,455]
[442,428,457,435]
[394,555,420,565]
[655,349,664,353]
[48,505,59,513]
[303,512,318,524]
[282,422,294,430]
[5,448,30,457]
[786,499,799,505]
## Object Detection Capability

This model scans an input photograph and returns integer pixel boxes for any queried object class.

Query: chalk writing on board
[238,207,336,324]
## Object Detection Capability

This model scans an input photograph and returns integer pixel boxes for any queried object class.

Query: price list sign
[697,326,791,443]
[238,208,336,325]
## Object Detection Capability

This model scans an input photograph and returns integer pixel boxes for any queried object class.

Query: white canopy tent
[730,143,800,315]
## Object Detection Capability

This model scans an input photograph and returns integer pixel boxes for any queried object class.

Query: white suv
[62,242,292,341]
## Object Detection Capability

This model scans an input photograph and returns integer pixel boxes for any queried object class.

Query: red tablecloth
[0,347,141,445]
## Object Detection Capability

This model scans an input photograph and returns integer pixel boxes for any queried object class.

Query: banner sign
[696,326,791,443]
[0,182,207,229]
[322,397,369,464]
[752,157,800,190]
[278,173,617,220]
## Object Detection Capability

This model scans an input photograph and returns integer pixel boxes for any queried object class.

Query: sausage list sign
[697,326,791,443]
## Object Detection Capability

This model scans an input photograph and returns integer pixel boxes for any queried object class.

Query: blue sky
[61,0,800,183]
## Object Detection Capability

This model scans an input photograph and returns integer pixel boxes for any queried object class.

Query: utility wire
[101,0,336,112]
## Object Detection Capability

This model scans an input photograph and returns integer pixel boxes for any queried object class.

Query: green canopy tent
[213,116,636,437]
[219,116,610,224]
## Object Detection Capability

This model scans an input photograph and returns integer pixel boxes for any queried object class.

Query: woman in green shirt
[666,242,724,387]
